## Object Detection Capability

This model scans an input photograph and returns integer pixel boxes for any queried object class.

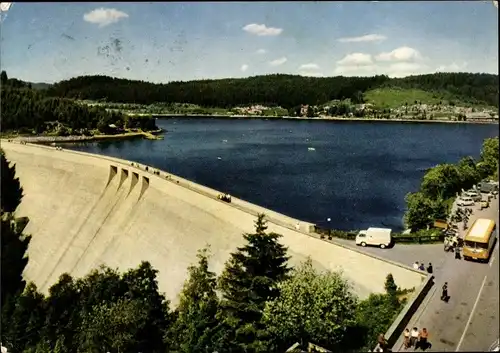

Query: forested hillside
[44,72,499,108]
[384,73,499,107]
[1,71,156,134]
[45,74,389,108]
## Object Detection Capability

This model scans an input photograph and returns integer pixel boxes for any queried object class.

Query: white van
[356,227,392,249]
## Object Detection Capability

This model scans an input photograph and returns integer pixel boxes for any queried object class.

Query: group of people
[217,193,232,203]
[412,261,433,274]
[403,327,430,350]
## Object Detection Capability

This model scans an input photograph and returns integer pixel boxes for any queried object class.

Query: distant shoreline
[140,113,499,125]
[4,129,163,144]
[3,115,497,145]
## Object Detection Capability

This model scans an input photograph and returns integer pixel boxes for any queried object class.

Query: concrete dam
[2,141,426,305]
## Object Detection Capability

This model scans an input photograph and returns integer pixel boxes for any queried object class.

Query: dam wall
[1,141,426,305]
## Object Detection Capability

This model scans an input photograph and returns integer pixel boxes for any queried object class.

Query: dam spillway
[1,141,426,305]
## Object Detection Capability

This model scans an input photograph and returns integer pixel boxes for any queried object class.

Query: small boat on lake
[308,147,315,151]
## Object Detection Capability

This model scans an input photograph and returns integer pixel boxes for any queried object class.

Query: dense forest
[0,71,157,134]
[1,151,405,353]
[44,72,499,108]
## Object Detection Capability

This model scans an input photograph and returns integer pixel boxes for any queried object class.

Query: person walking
[410,327,419,348]
[426,263,433,274]
[419,328,429,350]
[403,328,411,350]
[441,282,449,301]
[455,245,461,260]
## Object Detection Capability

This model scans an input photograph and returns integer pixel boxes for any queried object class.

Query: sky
[0,1,498,84]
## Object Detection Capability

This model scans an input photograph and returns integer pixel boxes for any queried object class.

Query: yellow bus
[463,218,497,262]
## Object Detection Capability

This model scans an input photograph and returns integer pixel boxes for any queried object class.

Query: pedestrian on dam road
[403,328,411,349]
[441,282,449,302]
[410,327,419,348]
[426,263,433,274]
[413,261,419,270]
[418,328,429,350]
[418,262,425,271]
[455,246,461,260]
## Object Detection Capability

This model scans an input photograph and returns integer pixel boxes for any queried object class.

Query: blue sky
[1,1,498,83]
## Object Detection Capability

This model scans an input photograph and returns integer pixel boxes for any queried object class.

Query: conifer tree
[1,150,23,213]
[217,213,290,351]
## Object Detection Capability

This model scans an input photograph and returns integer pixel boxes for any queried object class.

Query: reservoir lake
[67,118,499,231]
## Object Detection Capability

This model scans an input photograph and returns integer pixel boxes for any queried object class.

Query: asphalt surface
[331,196,499,352]
[391,197,499,352]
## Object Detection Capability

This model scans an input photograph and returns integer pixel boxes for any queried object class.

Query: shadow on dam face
[1,141,426,305]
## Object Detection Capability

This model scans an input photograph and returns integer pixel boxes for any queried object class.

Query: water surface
[67,119,498,231]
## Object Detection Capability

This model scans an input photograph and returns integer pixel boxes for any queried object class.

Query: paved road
[390,197,499,352]
[333,237,445,274]
[331,195,499,352]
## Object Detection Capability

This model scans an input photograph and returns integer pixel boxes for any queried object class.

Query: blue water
[66,118,498,231]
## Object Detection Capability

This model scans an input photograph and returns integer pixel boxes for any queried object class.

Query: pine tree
[218,213,290,351]
[1,150,23,213]
[384,273,398,298]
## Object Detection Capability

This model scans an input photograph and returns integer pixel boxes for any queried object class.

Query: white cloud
[240,64,249,72]
[83,8,129,27]
[337,34,387,43]
[435,62,468,72]
[337,53,373,66]
[299,63,320,70]
[256,49,267,54]
[375,46,421,62]
[386,62,427,77]
[243,23,283,36]
[269,57,287,66]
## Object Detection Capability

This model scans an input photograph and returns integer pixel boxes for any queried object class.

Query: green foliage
[46,74,390,109]
[404,138,495,231]
[1,149,23,213]
[404,192,446,231]
[477,137,499,180]
[383,72,499,107]
[355,292,403,350]
[2,262,172,353]
[78,298,149,352]
[1,152,30,311]
[0,81,157,134]
[365,88,449,109]
[420,164,461,200]
[42,72,499,109]
[262,258,358,351]
[167,247,220,352]
[384,274,398,297]
[217,213,291,351]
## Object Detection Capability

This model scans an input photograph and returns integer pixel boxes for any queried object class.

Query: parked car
[457,197,475,207]
[463,191,481,201]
